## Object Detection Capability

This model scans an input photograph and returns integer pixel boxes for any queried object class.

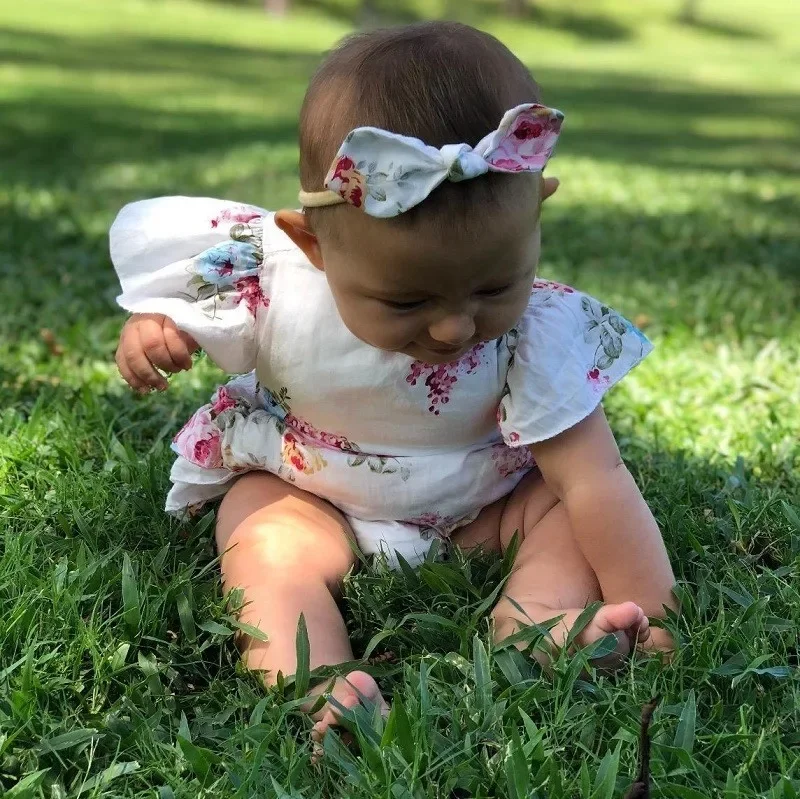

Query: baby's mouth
[418,342,475,362]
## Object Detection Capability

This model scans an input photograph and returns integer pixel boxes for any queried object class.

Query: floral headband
[298,103,564,219]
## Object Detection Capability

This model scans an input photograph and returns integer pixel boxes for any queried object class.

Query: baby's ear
[541,176,560,202]
[274,210,324,270]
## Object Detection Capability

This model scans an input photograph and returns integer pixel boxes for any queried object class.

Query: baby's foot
[576,601,650,664]
[310,670,389,758]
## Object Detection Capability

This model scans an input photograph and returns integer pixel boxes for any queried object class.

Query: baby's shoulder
[497,279,652,443]
[517,279,638,342]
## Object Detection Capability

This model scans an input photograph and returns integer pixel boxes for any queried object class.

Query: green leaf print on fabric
[497,327,520,425]
[348,451,411,482]
[581,295,630,374]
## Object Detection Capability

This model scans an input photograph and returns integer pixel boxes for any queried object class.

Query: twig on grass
[623,696,659,799]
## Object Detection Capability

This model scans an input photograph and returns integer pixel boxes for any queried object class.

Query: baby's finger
[137,321,181,375]
[163,324,195,371]
[124,335,168,390]
[180,330,200,354]
[115,343,147,392]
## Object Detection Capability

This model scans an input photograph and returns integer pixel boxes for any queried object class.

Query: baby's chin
[395,341,478,365]
[351,326,488,364]
[354,333,471,364]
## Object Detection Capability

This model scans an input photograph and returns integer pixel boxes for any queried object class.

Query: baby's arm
[529,406,677,622]
[110,196,265,389]
[116,313,198,393]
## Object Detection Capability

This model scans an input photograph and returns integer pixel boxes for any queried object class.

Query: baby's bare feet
[310,670,389,759]
[577,601,650,664]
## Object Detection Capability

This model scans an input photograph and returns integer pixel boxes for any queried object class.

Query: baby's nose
[428,313,476,346]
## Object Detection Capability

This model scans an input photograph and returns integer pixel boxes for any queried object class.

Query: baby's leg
[216,473,388,742]
[454,471,650,662]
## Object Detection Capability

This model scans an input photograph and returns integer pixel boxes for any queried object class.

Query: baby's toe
[311,714,333,745]
[634,614,650,641]
[594,601,643,635]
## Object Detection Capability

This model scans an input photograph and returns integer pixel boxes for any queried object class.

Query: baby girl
[111,21,676,742]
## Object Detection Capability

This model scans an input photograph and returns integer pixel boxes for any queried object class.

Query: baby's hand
[116,313,198,393]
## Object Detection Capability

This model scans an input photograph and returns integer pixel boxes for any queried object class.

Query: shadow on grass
[1,24,798,357]
[0,26,321,82]
[537,66,800,176]
[473,0,633,41]
[203,0,635,41]
[676,16,771,41]
[1,25,798,195]
[294,0,423,25]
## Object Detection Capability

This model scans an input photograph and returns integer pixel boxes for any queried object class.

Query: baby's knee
[215,472,284,548]
[223,520,309,572]
[215,473,354,578]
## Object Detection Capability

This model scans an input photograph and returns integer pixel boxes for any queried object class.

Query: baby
[111,22,676,743]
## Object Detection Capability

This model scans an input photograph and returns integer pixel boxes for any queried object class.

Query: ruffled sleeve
[498,281,653,445]
[110,196,271,374]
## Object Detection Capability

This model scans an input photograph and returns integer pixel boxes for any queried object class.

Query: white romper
[111,196,652,566]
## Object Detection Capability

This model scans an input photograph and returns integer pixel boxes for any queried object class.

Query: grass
[1,0,799,795]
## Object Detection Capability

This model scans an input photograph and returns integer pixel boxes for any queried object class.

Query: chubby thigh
[214,468,600,616]
[452,469,603,613]
[452,468,558,552]
[213,467,559,578]
[216,472,358,587]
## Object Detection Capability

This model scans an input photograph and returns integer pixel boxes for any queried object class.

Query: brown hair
[299,21,542,235]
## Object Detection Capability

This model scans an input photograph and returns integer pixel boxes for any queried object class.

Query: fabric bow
[304,103,563,218]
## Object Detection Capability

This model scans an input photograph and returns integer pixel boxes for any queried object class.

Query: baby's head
[277,21,554,364]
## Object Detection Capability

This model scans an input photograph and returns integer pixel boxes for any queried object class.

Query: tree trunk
[360,0,379,27]
[505,0,527,17]
[679,0,699,22]
[265,0,289,16]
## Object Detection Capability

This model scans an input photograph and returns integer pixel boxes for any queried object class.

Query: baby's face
[320,203,541,364]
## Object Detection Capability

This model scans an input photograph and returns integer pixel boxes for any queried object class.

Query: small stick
[623,696,660,799]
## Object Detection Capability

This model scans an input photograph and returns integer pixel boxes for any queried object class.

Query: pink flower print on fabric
[406,343,486,415]
[210,385,237,415]
[491,443,535,478]
[532,279,574,295]
[281,431,327,476]
[285,414,356,453]
[485,106,563,174]
[173,408,223,469]
[233,276,269,316]
[526,279,577,323]
[404,512,462,540]
[210,205,263,229]
[189,240,268,320]
[327,156,366,209]
[586,367,612,392]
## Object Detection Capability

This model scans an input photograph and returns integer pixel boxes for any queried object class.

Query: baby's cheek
[339,305,414,352]
[369,318,419,351]
[479,300,528,341]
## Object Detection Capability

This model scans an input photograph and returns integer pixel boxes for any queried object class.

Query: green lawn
[1,0,799,795]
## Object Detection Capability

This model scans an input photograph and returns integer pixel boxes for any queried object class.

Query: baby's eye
[381,298,427,311]
[476,284,512,298]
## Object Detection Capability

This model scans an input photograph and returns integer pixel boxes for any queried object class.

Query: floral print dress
[111,196,652,567]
